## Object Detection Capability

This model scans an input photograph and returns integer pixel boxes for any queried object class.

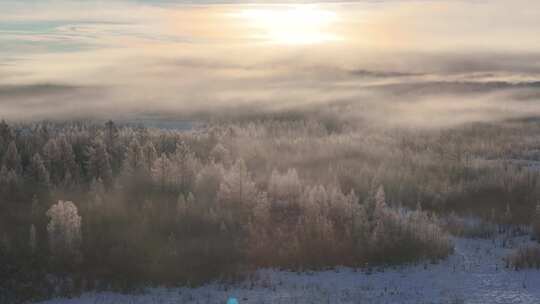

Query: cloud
[2,0,540,128]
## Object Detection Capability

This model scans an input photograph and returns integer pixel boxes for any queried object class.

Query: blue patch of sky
[0,20,131,55]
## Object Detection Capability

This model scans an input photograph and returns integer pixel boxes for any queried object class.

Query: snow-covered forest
[4,0,540,302]
[2,117,540,303]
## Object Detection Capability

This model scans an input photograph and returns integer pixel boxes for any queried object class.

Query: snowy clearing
[38,236,540,304]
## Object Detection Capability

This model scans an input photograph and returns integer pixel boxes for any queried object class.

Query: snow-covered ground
[38,236,540,304]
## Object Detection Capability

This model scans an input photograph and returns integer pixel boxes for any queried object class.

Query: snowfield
[38,236,540,304]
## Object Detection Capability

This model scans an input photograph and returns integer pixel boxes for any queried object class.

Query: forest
[2,114,540,303]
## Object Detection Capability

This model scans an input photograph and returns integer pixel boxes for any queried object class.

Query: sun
[238,5,341,45]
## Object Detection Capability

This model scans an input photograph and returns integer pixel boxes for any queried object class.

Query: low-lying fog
[1,0,540,127]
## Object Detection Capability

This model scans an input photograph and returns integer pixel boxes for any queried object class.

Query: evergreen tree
[86,139,113,188]
[210,143,231,166]
[218,159,258,207]
[43,138,61,183]
[27,153,50,193]
[2,141,22,174]
[58,136,80,186]
[0,165,20,198]
[104,120,118,147]
[0,120,14,158]
[151,153,172,190]
[142,141,158,173]
[194,162,223,205]
[268,168,302,203]
[104,120,123,174]
[123,138,144,177]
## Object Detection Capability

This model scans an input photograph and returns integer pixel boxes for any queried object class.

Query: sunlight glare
[238,6,341,45]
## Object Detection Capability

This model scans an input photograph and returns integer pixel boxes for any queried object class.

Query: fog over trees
[2,116,540,303]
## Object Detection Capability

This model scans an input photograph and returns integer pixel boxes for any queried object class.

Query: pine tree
[373,185,388,222]
[2,141,22,174]
[87,139,113,188]
[104,120,118,147]
[124,138,144,175]
[170,149,200,191]
[303,185,326,218]
[27,153,50,192]
[43,138,61,183]
[0,120,14,157]
[268,168,302,203]
[218,159,258,207]
[142,142,158,173]
[194,162,224,205]
[210,143,231,166]
[58,136,80,186]
[375,185,386,209]
[151,153,172,190]
[0,165,20,197]
[104,120,122,174]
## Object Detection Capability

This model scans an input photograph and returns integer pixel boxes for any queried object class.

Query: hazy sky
[2,0,540,125]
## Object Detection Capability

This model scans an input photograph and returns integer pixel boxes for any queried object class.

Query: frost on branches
[46,200,82,259]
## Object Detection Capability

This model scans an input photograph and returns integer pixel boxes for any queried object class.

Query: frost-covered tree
[218,159,258,207]
[0,165,20,197]
[104,120,118,147]
[87,139,113,187]
[194,162,223,205]
[210,143,231,166]
[151,153,172,189]
[89,178,106,208]
[43,138,62,183]
[170,149,200,191]
[326,185,358,230]
[104,120,123,174]
[0,120,14,157]
[123,138,144,176]
[2,141,22,174]
[46,200,82,258]
[374,185,387,220]
[142,142,158,173]
[27,153,50,191]
[268,168,302,202]
[177,192,195,217]
[57,136,80,185]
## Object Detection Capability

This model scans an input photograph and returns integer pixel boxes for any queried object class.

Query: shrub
[441,213,496,239]
[533,202,540,241]
[506,245,540,270]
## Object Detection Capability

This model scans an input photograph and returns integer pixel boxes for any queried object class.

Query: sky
[2,0,540,126]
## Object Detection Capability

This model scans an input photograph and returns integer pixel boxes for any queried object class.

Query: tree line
[2,117,540,303]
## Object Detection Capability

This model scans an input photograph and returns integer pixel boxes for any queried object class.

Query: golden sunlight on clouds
[3,0,540,122]
[236,5,342,45]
